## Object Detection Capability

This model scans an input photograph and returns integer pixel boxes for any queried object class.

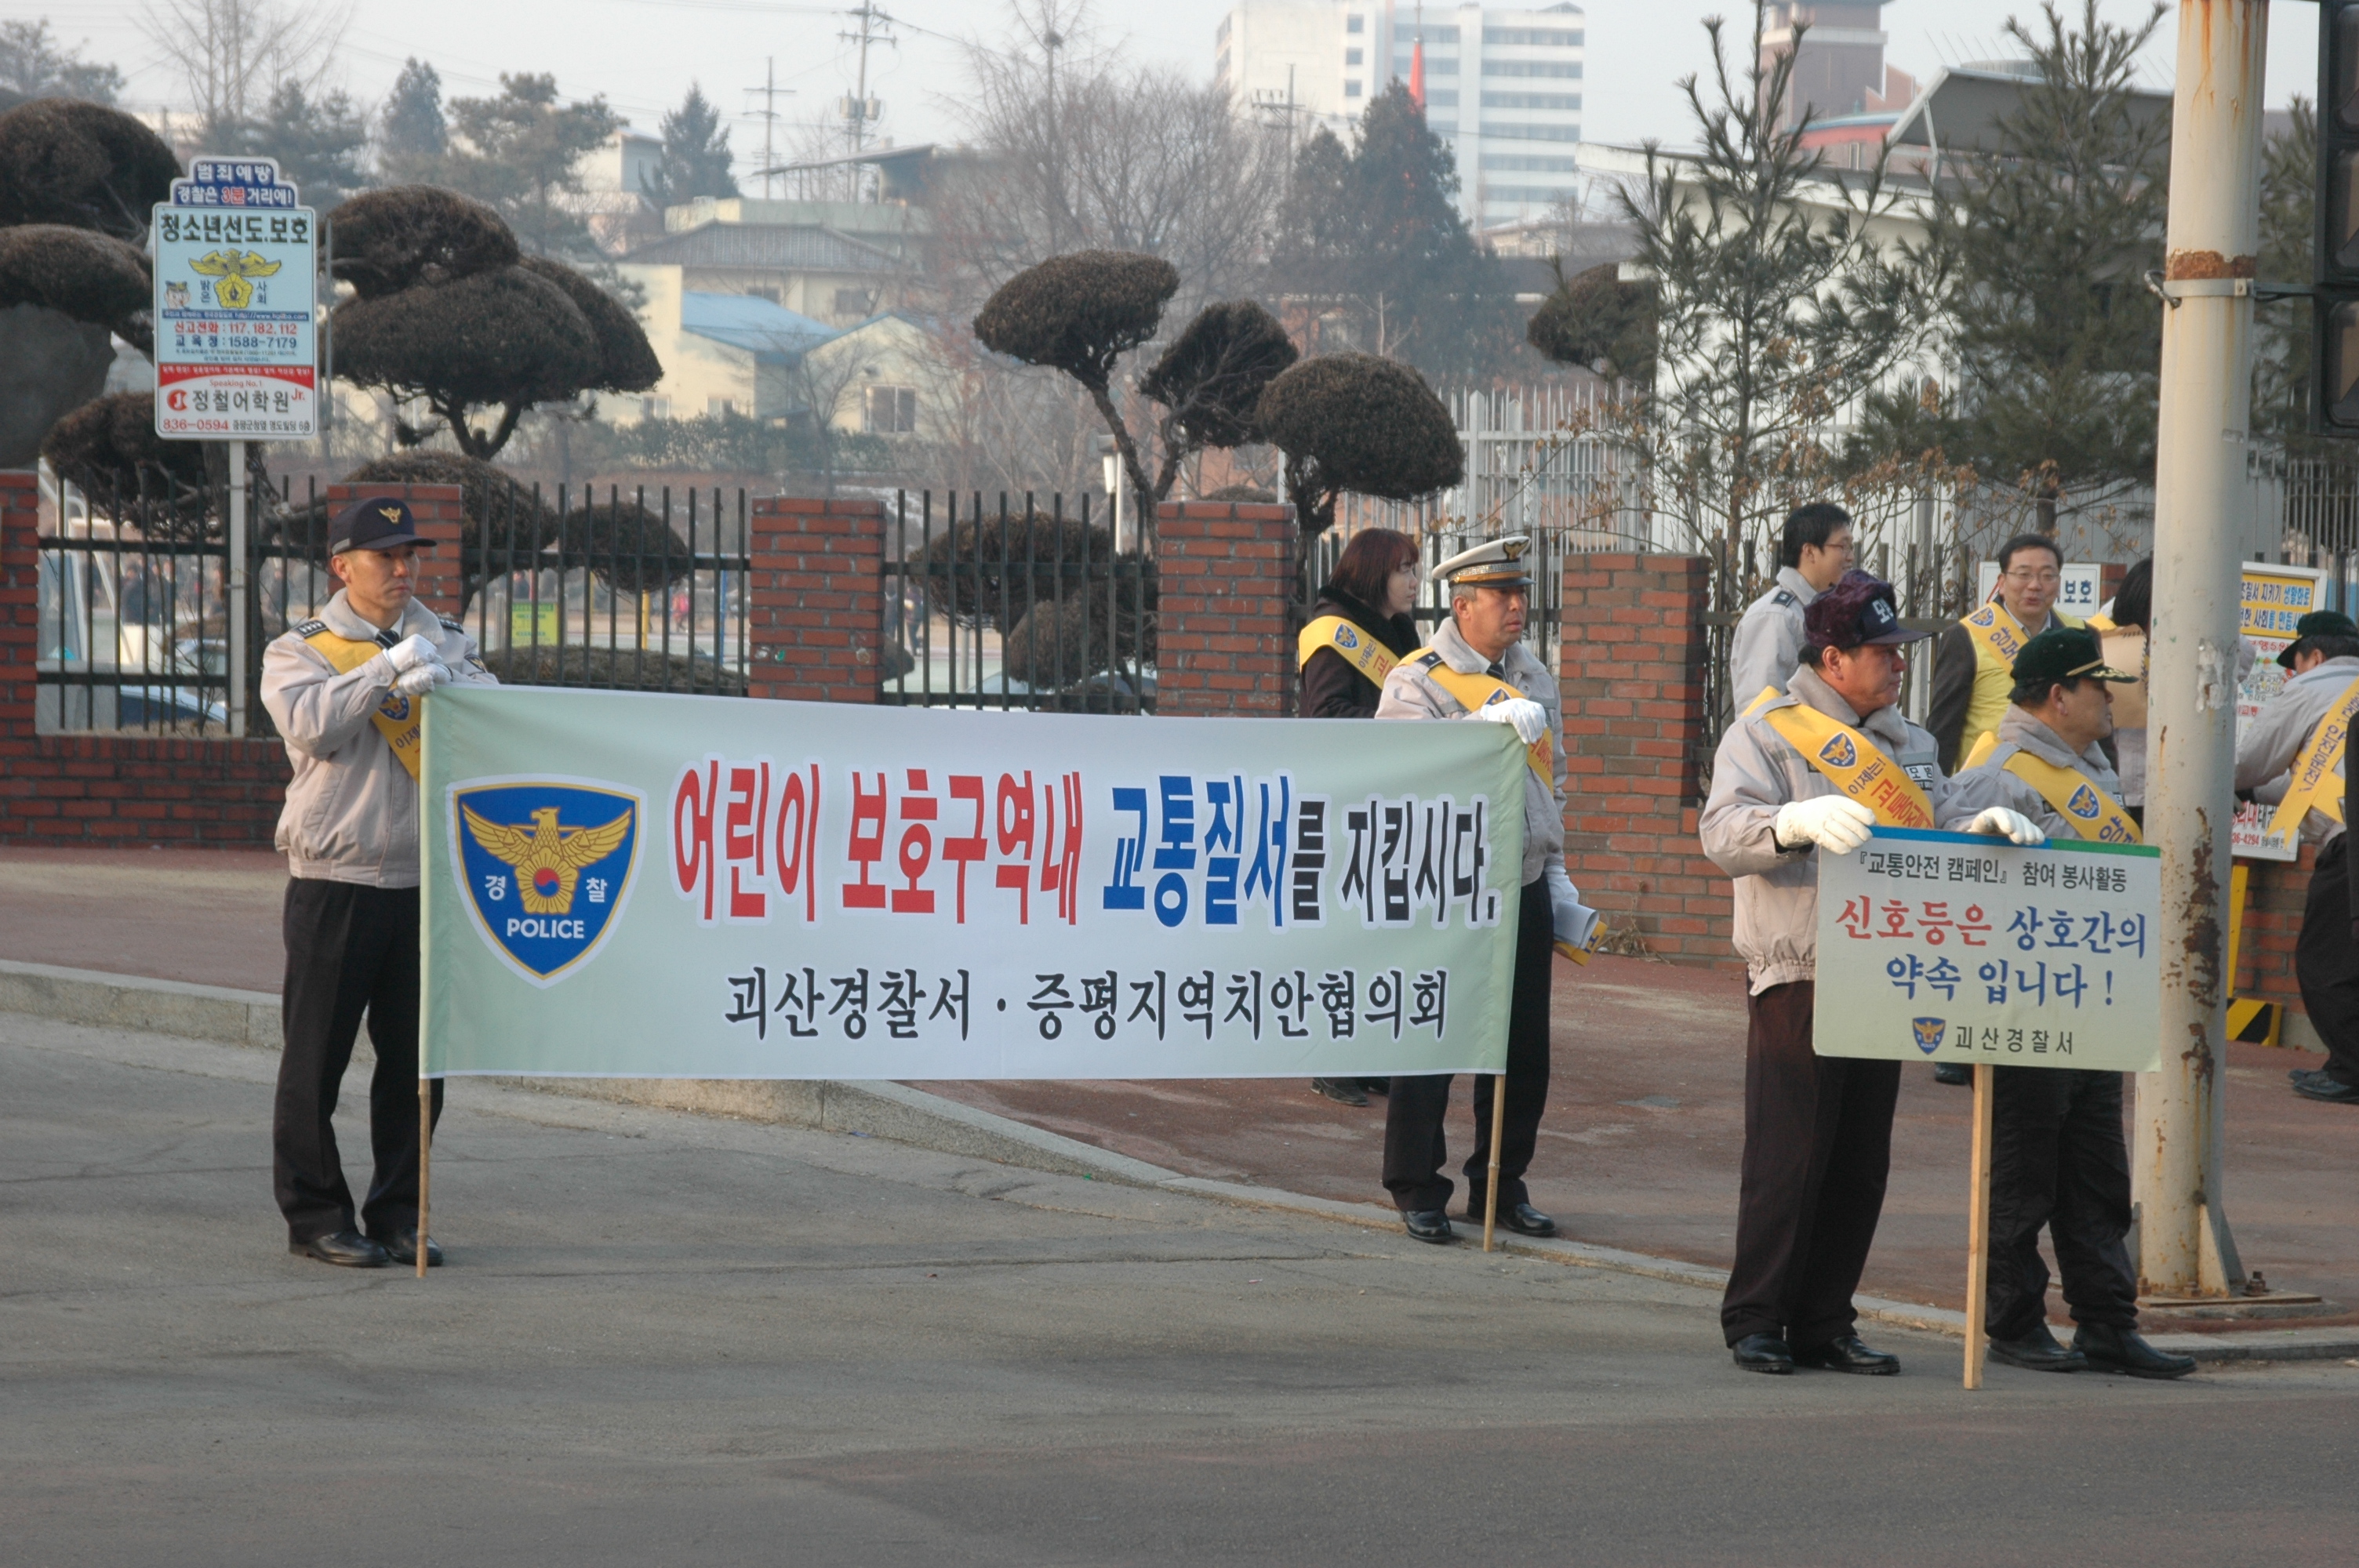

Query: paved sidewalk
[9,844,2352,1327]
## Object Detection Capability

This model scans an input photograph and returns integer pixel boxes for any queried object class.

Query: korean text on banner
[422,688,1528,1080]
[1815,827,2161,1073]
[2235,562,2327,862]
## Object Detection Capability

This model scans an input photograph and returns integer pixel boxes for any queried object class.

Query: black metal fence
[35,469,753,739]
[878,491,1155,713]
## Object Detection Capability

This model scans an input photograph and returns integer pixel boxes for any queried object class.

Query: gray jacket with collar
[2235,654,2359,848]
[1727,566,1819,706]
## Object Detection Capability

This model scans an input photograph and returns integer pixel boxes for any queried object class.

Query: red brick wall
[743,495,884,705]
[2237,851,2314,1022]
[1154,500,1297,717]
[1557,553,1742,968]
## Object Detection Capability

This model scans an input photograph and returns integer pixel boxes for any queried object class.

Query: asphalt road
[6,1011,2356,1567]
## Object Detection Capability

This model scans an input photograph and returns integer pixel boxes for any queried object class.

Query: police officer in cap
[2237,609,2359,1106]
[260,497,498,1267]
[1376,535,1600,1244]
[1701,571,2043,1374]
[1952,629,2197,1379]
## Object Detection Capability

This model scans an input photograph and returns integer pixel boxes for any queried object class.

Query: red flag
[1409,40,1426,109]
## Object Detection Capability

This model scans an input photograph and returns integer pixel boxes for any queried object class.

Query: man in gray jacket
[1376,535,1598,1246]
[260,497,497,1267]
[2236,610,2359,1106]
[1699,572,2041,1375]
[1727,502,1855,706]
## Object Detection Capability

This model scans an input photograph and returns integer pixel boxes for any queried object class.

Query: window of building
[1424,89,1459,107]
[1479,122,1582,143]
[743,285,779,303]
[834,287,875,318]
[1484,27,1582,46]
[863,384,917,434]
[1346,47,1361,65]
[1346,13,1362,33]
[1480,152,1580,172]
[1480,92,1582,112]
[707,397,737,418]
[1344,78,1361,97]
[642,395,671,420]
[1394,53,1456,74]
[1484,60,1581,78]
[1481,185,1579,205]
[1394,23,1459,42]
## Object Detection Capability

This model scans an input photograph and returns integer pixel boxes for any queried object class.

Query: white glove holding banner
[1964,806,2045,846]
[1476,697,1549,746]
[1546,859,1601,962]
[1772,795,1876,855]
[392,660,452,698]
[383,633,438,675]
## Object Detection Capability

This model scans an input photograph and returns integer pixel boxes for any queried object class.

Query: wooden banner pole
[1962,1062,1995,1388]
[1482,1072,1507,1252]
[416,1079,432,1279]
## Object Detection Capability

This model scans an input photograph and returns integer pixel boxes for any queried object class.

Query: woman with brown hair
[1299,527,1423,1105]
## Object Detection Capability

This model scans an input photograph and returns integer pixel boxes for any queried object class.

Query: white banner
[1815,827,2161,1073]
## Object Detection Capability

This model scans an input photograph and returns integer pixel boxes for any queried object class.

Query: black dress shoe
[1793,1334,1900,1374]
[291,1230,389,1268]
[2294,1073,2359,1105]
[1311,1077,1370,1106]
[1401,1208,1456,1244]
[1463,1200,1557,1237]
[1730,1333,1794,1374]
[373,1228,443,1267]
[2074,1323,2197,1380]
[1932,1062,1972,1086]
[1986,1323,2088,1373]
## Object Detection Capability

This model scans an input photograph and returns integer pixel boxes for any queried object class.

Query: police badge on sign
[449,778,643,985]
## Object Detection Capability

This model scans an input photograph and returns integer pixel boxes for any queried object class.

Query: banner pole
[1482,1072,1507,1252]
[416,1079,431,1279]
[1962,1062,1995,1388]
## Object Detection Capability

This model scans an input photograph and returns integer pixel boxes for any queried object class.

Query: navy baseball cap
[328,496,433,555]
[1802,570,1928,652]
[2278,609,2359,668]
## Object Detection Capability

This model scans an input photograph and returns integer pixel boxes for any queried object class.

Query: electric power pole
[2139,0,2270,1301]
[742,60,792,200]
[839,2,895,203]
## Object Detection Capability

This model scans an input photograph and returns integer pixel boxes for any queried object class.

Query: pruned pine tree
[1621,10,1930,565]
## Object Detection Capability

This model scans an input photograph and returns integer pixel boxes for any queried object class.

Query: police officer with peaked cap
[1374,535,1600,1246]
[1700,571,2045,1375]
[260,497,498,1268]
[1950,628,2197,1379]
[2237,609,2359,1106]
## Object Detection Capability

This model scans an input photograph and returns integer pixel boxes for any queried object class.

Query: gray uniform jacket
[1727,567,1819,706]
[260,590,497,887]
[2235,654,2359,848]
[1699,664,1986,994]
[1376,615,1566,886]
[1946,707,2099,840]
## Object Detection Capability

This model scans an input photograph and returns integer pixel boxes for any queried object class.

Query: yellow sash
[1297,615,1401,684]
[1760,702,1936,829]
[2268,674,2359,837]
[2000,750,2140,844]
[304,628,424,780]
[1962,602,2036,669]
[1961,730,2000,771]
[1959,603,2079,757]
[1414,652,1553,786]
[1741,684,1781,720]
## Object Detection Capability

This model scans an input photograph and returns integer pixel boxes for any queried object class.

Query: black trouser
[274,880,442,1244]
[1985,1066,2136,1340]
[2298,834,2359,1088]
[1383,874,1553,1214]
[1721,982,1902,1349]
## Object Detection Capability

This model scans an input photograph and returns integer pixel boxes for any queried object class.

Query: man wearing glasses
[1929,534,2081,775]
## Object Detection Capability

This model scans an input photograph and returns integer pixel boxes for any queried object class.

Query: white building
[1215,1,1585,229]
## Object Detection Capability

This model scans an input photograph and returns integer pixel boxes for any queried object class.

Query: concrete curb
[9,959,2356,1366]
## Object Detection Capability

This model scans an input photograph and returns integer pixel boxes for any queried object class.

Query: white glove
[383,633,439,675]
[1772,795,1876,855]
[1546,859,1601,952]
[1476,697,1549,746]
[392,659,451,698]
[1963,807,2045,846]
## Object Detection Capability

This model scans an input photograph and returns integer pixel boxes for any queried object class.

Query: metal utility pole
[839,2,893,202]
[2138,0,2269,1301]
[743,60,789,200]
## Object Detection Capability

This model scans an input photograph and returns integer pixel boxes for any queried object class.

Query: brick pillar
[744,494,885,703]
[0,471,38,748]
[325,481,465,616]
[1153,499,1297,717]
[1558,552,1738,966]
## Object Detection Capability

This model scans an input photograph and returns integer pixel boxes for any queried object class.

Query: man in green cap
[2237,609,2359,1106]
[1954,627,2196,1380]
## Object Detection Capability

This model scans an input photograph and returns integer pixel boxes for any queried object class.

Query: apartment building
[1215,2,1586,229]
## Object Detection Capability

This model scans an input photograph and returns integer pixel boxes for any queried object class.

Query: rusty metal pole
[2137,0,2268,1299]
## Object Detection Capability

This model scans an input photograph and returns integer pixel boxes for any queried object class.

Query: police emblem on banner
[449,779,642,985]
[1910,1017,1946,1055]
[2066,783,2101,820]
[1818,732,1858,768]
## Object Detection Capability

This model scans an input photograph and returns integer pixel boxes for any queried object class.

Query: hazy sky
[14,2,2323,172]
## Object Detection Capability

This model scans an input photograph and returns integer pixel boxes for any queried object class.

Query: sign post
[1815,826,2164,1387]
[150,155,318,738]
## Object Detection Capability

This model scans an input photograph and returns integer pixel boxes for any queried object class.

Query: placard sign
[151,155,318,440]
[1815,827,2161,1073]
[2234,562,2328,861]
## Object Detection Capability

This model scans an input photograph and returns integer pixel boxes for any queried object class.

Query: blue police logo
[1910,1017,1946,1055]
[1817,732,1858,768]
[1336,625,1360,650]
[378,691,412,722]
[449,779,642,986]
[2066,783,2102,819]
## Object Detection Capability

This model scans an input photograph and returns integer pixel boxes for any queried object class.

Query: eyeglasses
[2002,569,2061,586]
